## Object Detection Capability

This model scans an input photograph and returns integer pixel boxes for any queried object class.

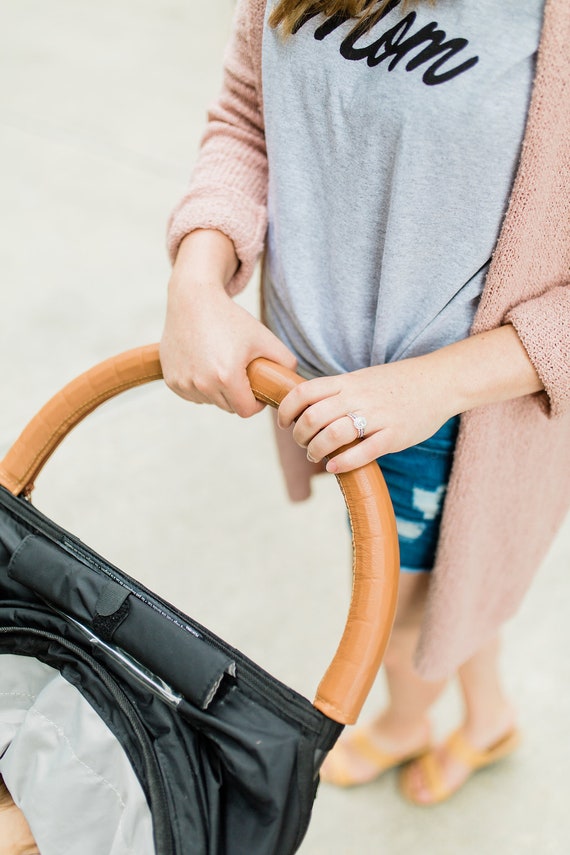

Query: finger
[221,368,267,418]
[278,377,342,428]
[259,332,298,373]
[193,387,234,413]
[221,330,297,418]
[325,432,395,474]
[293,399,355,449]
[162,376,210,405]
[233,395,266,418]
[305,413,366,461]
[172,375,235,413]
[217,391,236,414]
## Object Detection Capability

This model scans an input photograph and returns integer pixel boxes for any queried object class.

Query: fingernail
[307,451,316,463]
[326,460,337,473]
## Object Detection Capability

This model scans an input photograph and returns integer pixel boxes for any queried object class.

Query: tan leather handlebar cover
[0,344,399,724]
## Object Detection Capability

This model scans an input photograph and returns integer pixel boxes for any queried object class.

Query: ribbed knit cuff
[166,186,267,296]
[505,284,570,418]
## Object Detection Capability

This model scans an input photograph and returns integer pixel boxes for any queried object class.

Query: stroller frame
[0,346,399,854]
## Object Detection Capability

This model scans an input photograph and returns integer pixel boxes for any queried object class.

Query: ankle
[371,710,431,742]
[462,701,517,748]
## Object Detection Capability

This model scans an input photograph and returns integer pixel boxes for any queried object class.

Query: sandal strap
[400,727,521,806]
[322,727,418,787]
[349,729,402,770]
[410,751,451,802]
[446,728,520,770]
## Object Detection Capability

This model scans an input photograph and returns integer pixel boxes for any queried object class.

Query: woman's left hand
[277,357,455,474]
[278,325,545,474]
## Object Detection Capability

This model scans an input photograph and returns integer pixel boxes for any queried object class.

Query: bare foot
[320,712,432,787]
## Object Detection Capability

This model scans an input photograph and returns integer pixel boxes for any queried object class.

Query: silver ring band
[346,412,367,440]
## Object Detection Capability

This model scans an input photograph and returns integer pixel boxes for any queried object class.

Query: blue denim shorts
[377,417,459,573]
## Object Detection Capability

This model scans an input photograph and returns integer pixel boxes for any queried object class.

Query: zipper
[0,625,175,855]
[59,611,184,709]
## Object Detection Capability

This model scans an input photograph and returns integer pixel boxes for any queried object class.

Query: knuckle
[328,421,344,443]
[192,375,211,397]
[163,372,187,396]
[302,407,319,430]
[288,385,306,409]
[215,366,234,387]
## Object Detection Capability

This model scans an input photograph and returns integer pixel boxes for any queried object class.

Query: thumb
[257,328,298,372]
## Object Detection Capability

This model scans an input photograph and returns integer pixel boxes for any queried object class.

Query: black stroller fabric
[0,485,342,855]
[0,347,398,855]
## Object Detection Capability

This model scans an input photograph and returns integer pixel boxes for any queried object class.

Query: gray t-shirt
[261,0,544,378]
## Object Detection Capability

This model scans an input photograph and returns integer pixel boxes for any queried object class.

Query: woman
[160,0,569,804]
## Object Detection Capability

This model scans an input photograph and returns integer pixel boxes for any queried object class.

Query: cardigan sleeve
[167,0,267,296]
[505,282,570,418]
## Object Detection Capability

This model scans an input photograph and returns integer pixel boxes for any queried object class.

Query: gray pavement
[1,2,569,852]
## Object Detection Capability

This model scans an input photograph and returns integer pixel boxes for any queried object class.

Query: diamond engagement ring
[346,412,367,439]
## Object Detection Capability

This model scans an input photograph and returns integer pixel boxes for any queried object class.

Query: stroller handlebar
[0,345,399,725]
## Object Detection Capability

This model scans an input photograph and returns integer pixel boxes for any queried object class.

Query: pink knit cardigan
[168,0,570,680]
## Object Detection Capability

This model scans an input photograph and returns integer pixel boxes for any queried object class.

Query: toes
[405,762,429,803]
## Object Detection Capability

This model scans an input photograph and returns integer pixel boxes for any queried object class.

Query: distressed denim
[378,417,460,573]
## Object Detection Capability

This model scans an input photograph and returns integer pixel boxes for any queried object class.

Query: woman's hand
[278,325,544,474]
[278,357,455,473]
[160,230,297,417]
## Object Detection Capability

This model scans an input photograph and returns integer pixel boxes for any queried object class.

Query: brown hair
[268,0,430,37]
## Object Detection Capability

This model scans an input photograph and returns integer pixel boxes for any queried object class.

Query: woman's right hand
[160,230,297,417]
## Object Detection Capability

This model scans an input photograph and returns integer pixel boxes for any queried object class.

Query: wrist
[422,325,543,417]
[173,229,239,291]
[408,352,460,423]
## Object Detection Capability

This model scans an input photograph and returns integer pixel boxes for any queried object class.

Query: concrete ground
[1,2,569,852]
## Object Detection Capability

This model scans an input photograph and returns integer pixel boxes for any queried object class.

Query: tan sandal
[399,726,521,805]
[320,726,432,788]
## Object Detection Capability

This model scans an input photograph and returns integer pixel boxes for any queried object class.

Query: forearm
[166,0,267,295]
[425,323,544,418]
